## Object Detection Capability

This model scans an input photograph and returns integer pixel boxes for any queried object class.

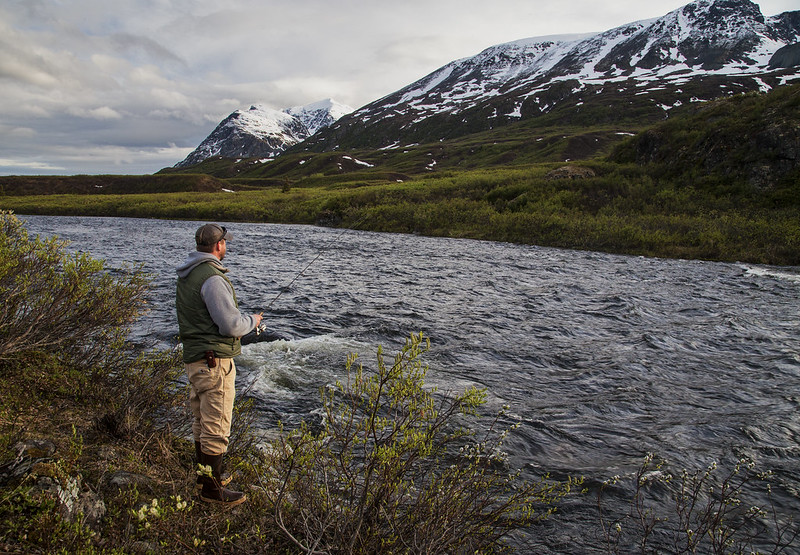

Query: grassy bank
[1,163,797,265]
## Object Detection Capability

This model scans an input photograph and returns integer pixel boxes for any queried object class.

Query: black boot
[198,450,246,506]
[195,441,231,490]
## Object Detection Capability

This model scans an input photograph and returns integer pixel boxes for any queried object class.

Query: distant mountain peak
[175,99,352,168]
[285,98,353,136]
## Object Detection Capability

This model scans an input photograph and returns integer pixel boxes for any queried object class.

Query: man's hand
[253,312,266,336]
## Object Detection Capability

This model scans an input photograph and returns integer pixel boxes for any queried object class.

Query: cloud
[1,126,37,139]
[67,106,123,120]
[0,158,67,172]
[0,54,60,88]
[0,142,193,176]
[108,32,186,67]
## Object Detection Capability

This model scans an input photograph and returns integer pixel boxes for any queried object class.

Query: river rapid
[21,215,800,553]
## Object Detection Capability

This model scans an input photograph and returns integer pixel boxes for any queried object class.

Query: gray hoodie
[176,252,258,338]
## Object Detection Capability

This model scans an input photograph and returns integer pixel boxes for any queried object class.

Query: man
[175,223,263,506]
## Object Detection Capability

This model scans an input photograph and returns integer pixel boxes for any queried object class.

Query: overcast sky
[0,0,795,175]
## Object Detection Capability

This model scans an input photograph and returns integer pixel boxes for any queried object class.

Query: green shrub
[257,332,579,553]
[0,211,185,437]
[0,211,148,364]
[597,454,799,554]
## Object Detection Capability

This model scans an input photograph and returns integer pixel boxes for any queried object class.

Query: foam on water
[238,334,370,398]
[742,264,800,285]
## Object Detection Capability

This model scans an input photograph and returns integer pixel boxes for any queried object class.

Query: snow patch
[342,156,374,167]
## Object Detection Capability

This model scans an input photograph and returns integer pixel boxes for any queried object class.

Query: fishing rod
[255,214,370,335]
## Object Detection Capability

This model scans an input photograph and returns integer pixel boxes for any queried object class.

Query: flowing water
[21,215,800,553]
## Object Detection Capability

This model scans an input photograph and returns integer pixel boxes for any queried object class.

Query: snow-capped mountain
[175,99,351,167]
[301,0,800,152]
[285,99,352,136]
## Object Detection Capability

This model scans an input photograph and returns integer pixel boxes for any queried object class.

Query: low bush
[253,332,579,553]
[0,211,147,364]
[0,210,186,438]
[597,453,799,554]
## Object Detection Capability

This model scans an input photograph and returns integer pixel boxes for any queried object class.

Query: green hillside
[611,83,800,189]
[299,72,781,154]
[1,84,798,265]
[0,173,227,196]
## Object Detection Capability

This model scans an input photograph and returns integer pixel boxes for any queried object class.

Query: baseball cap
[195,223,233,246]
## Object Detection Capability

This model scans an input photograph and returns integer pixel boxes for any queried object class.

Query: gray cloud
[0,0,795,175]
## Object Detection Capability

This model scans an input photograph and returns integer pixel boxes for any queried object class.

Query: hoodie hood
[176,251,227,279]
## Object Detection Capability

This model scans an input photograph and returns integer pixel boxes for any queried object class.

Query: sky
[1,0,796,176]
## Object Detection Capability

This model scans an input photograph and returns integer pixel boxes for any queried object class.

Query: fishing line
[256,214,371,333]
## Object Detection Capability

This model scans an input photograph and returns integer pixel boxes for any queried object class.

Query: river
[20,215,800,553]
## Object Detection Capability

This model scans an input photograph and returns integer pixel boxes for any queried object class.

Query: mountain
[175,99,352,168]
[298,0,800,153]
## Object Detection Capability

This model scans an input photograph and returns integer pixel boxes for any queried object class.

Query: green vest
[176,262,242,363]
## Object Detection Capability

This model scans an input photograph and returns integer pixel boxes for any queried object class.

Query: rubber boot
[195,441,231,490]
[198,450,247,506]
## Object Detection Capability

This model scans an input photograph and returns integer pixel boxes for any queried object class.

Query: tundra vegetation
[1,162,797,265]
[0,212,796,553]
[1,85,798,266]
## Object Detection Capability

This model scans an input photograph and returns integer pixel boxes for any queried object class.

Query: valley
[1,0,798,266]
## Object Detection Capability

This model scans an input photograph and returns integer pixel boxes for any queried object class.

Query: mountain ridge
[295,0,799,153]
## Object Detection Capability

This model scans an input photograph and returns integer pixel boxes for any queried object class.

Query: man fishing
[175,223,263,506]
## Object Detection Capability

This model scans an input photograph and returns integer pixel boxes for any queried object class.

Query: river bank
[2,160,798,266]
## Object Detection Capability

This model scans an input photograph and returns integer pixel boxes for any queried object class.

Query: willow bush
[597,454,799,554]
[0,211,148,364]
[255,332,579,554]
[0,211,184,437]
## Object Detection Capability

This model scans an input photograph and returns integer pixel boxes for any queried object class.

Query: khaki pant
[186,357,236,456]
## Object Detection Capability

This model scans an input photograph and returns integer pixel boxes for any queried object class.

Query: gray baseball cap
[195,223,233,246]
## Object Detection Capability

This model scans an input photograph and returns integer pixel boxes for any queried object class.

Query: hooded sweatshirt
[175,252,258,362]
